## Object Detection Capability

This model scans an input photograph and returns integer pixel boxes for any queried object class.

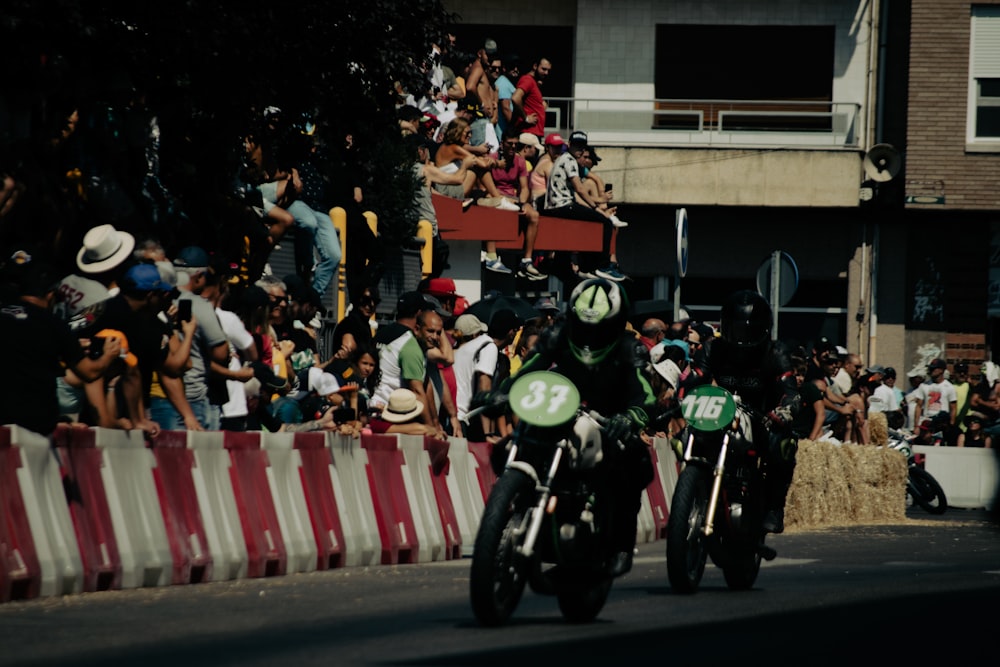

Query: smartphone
[604,183,613,192]
[177,299,193,323]
[89,336,106,359]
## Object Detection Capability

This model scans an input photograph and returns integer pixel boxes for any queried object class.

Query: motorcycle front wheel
[556,573,613,624]
[909,467,948,514]
[666,466,710,594]
[470,469,533,626]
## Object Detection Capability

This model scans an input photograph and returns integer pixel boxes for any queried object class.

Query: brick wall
[906,0,1000,210]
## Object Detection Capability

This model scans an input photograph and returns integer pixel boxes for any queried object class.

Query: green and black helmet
[567,278,628,366]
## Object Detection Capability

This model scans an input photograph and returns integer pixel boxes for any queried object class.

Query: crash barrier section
[640,438,675,542]
[149,430,214,584]
[187,430,249,581]
[0,427,42,602]
[52,425,123,592]
[465,441,499,505]
[91,427,172,589]
[3,426,83,598]
[261,432,318,574]
[290,431,347,570]
[361,433,420,564]
[442,435,488,556]
[397,434,462,562]
[327,432,379,567]
[914,445,999,509]
[223,431,287,578]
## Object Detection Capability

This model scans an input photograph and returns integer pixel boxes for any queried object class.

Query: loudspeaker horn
[863,143,902,183]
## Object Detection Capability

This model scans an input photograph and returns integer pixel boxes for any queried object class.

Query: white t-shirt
[545,152,580,209]
[911,379,958,419]
[216,308,255,418]
[453,334,498,421]
[867,383,899,413]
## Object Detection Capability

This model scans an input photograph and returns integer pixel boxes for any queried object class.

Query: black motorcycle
[666,384,777,594]
[469,371,619,626]
[887,430,948,514]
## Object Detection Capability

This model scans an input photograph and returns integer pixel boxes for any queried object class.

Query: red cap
[544,133,565,146]
[425,277,462,298]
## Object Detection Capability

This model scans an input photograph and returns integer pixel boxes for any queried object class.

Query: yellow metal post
[330,207,348,323]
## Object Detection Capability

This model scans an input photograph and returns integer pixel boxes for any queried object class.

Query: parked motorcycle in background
[887,429,948,514]
[666,384,777,594]
[469,371,620,626]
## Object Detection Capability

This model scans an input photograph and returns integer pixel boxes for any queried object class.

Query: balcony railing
[543,97,860,149]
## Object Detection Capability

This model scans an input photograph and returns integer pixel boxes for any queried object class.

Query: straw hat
[381,388,424,423]
[76,224,135,274]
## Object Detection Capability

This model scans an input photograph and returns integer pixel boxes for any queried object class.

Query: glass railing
[543,97,861,149]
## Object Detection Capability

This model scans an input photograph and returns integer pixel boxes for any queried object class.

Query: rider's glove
[605,412,638,446]
[472,390,508,418]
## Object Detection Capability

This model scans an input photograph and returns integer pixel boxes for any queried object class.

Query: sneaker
[762,508,785,534]
[609,214,629,228]
[595,263,627,282]
[496,198,521,212]
[484,258,513,274]
[462,198,475,211]
[517,260,548,281]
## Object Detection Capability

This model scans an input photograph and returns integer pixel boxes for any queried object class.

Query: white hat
[455,313,488,337]
[381,388,424,423]
[518,132,541,148]
[308,367,340,397]
[652,359,681,389]
[55,274,112,318]
[76,224,136,274]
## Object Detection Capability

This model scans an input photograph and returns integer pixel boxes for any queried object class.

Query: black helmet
[567,278,627,366]
[720,290,772,350]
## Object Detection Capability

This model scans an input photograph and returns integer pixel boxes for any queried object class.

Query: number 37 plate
[508,371,581,427]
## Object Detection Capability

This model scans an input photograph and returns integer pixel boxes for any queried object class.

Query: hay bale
[869,411,888,447]
[785,439,908,530]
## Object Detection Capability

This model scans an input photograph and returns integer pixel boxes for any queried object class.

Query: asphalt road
[1,509,997,667]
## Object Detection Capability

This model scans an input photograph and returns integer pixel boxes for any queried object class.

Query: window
[969,7,1000,145]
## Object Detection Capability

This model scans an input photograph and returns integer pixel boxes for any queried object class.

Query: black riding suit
[706,337,799,513]
[498,323,658,557]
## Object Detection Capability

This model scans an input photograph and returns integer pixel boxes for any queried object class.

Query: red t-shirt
[515,74,545,137]
[490,154,527,198]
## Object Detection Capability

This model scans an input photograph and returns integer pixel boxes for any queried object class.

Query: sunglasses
[270,297,288,306]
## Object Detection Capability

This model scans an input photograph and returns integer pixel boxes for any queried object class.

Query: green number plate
[508,371,581,427]
[680,384,737,431]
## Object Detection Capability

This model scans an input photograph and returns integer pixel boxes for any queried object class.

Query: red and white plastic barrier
[261,431,318,574]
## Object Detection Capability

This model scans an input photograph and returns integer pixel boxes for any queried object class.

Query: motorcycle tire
[722,542,762,591]
[909,467,948,515]
[666,466,710,594]
[556,574,613,624]
[470,469,533,626]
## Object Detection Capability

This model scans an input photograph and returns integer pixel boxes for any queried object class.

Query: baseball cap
[455,313,488,337]
[569,130,588,146]
[954,362,969,373]
[588,146,602,163]
[172,246,210,270]
[424,277,462,299]
[928,358,947,371]
[544,133,565,146]
[120,263,164,292]
[533,297,561,313]
[866,364,888,376]
[483,38,498,55]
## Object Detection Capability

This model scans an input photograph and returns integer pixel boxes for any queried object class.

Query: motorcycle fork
[703,433,730,537]
[516,446,564,559]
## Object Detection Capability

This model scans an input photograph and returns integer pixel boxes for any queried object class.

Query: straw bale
[868,411,888,447]
[784,439,907,530]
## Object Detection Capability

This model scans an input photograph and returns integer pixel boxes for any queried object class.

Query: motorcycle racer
[705,289,799,534]
[484,278,658,576]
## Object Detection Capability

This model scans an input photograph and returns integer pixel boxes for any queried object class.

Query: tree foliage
[1,0,454,249]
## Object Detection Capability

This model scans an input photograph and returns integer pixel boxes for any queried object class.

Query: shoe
[496,198,521,212]
[462,198,475,211]
[517,260,547,281]
[763,509,785,534]
[595,263,627,282]
[608,550,634,577]
[609,215,629,228]
[484,258,512,274]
